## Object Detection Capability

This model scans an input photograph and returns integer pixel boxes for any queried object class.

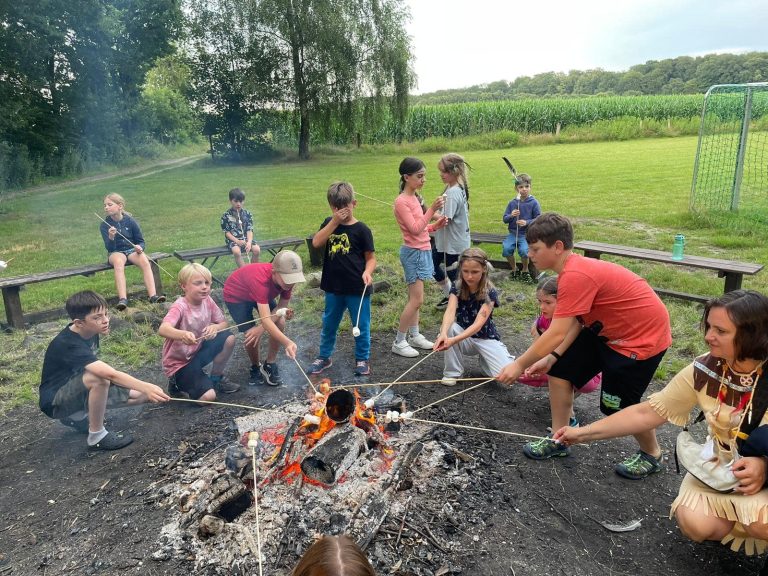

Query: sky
[404,0,768,94]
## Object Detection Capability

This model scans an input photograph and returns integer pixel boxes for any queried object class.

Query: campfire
[153,378,444,573]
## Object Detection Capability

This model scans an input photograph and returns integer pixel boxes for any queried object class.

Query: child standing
[39,291,169,450]
[392,157,447,358]
[306,182,376,377]
[222,250,305,386]
[517,275,600,426]
[434,153,471,309]
[433,248,514,386]
[502,174,541,281]
[100,193,165,310]
[221,188,261,267]
[159,263,239,400]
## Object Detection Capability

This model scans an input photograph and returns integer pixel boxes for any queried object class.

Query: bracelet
[550,351,562,361]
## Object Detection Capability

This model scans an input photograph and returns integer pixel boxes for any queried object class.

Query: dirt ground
[0,312,766,576]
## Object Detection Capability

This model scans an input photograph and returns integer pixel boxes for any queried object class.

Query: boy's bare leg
[109,253,129,299]
[212,335,236,375]
[84,372,110,432]
[265,317,286,363]
[249,244,261,263]
[244,325,264,365]
[231,246,245,268]
[505,255,516,273]
[548,377,574,433]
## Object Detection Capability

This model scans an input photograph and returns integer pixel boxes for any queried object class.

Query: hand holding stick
[197,308,288,341]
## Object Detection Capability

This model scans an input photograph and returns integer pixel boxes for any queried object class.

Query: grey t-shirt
[435,184,470,254]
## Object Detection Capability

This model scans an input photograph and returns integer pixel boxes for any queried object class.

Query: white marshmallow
[401,411,413,422]
[0,261,7,270]
[352,326,361,337]
[247,432,259,448]
[275,308,287,317]
[303,414,321,425]
[363,398,375,409]
[391,411,400,422]
[385,410,393,423]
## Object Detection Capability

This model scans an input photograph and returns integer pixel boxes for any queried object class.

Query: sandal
[88,431,134,451]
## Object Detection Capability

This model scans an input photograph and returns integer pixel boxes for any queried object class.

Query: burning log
[179,472,253,530]
[300,424,367,485]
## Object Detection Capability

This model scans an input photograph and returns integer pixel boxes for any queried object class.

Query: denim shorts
[502,233,528,258]
[400,246,433,284]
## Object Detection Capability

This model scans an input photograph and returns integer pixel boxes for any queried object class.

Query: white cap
[272,251,306,285]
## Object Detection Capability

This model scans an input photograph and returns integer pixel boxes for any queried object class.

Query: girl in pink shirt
[391,157,447,358]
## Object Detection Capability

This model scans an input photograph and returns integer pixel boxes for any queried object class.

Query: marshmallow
[0,261,7,270]
[401,411,413,422]
[314,392,325,401]
[391,411,400,423]
[363,398,375,409]
[275,308,287,318]
[385,410,393,423]
[247,432,259,448]
[352,327,361,337]
[304,414,321,425]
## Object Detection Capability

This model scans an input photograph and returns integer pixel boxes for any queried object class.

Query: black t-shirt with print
[319,218,375,296]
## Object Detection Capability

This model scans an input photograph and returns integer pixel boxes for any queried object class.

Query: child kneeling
[434,248,515,386]
[159,264,238,400]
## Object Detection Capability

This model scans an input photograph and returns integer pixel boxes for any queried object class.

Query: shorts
[502,233,528,258]
[548,327,666,415]
[172,332,231,398]
[50,372,131,419]
[225,299,277,332]
[400,246,433,284]
[226,239,259,250]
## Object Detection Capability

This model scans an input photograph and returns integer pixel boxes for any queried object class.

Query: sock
[395,331,407,343]
[87,428,108,446]
[408,326,420,337]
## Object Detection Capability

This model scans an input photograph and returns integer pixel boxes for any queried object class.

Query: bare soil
[0,314,765,575]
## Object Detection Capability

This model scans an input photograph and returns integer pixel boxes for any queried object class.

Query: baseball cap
[272,250,306,284]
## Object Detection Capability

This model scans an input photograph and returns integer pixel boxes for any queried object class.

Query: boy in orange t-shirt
[497,213,671,480]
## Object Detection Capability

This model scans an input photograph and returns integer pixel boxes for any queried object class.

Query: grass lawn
[0,135,765,407]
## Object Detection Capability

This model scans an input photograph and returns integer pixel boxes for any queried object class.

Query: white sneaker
[441,377,458,387]
[407,333,433,350]
[392,340,419,357]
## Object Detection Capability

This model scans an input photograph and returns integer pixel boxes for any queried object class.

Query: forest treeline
[412,52,768,105]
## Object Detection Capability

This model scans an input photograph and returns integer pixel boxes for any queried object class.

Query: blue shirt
[503,195,541,235]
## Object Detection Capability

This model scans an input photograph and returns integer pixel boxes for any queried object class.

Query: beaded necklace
[713,360,764,442]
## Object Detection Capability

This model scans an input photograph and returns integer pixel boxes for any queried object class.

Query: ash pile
[149,389,497,575]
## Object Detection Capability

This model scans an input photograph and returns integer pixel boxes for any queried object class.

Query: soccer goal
[690,82,768,214]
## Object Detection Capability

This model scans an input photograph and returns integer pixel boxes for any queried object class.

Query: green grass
[2,134,767,409]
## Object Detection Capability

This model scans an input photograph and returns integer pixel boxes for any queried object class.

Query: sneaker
[60,416,90,434]
[354,360,371,377]
[614,450,663,480]
[407,333,434,350]
[392,339,419,358]
[509,270,519,279]
[522,437,571,460]
[149,294,166,304]
[168,376,190,399]
[261,362,283,386]
[520,272,532,283]
[249,364,264,386]
[88,431,134,451]
[307,357,332,375]
[546,416,580,433]
[435,296,450,309]
[116,298,129,311]
[441,377,458,387]
[210,375,239,394]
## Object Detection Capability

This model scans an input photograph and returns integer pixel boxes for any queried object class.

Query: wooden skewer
[195,309,287,341]
[93,213,175,279]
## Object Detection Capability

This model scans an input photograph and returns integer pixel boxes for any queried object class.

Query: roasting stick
[292,356,320,396]
[354,191,393,207]
[334,376,493,389]
[168,397,296,415]
[195,308,288,342]
[93,213,175,279]
[411,378,495,414]
[247,433,264,576]
[367,350,439,405]
[406,416,549,442]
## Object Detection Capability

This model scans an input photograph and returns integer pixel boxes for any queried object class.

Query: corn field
[272,94,718,146]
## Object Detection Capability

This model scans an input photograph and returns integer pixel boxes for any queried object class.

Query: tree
[187,0,414,159]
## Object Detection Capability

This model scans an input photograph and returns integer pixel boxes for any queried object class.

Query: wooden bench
[0,252,171,329]
[469,232,513,270]
[469,232,763,303]
[573,241,763,303]
[173,236,305,286]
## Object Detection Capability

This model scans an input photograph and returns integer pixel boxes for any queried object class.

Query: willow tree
[253,0,414,159]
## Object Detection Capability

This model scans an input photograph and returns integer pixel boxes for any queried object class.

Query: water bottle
[672,234,685,260]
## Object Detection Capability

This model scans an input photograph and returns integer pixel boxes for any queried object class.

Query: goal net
[690,83,768,214]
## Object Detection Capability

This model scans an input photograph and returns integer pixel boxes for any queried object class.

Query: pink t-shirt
[162,296,226,376]
[222,262,292,305]
[554,253,672,360]
[394,193,435,250]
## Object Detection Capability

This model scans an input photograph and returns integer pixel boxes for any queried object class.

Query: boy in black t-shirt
[39,291,169,450]
[306,182,376,377]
